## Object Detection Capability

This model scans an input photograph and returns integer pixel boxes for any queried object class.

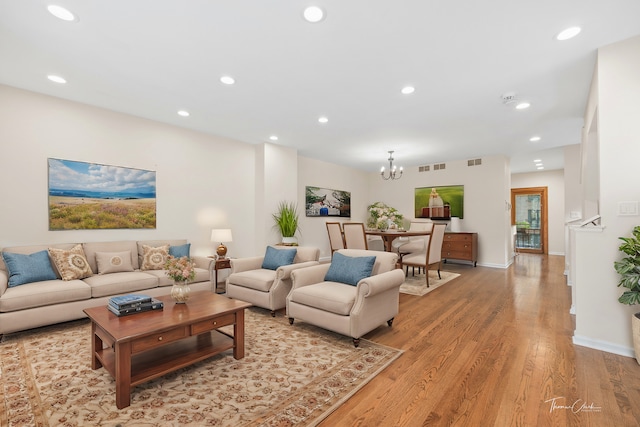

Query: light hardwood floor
[320,254,640,427]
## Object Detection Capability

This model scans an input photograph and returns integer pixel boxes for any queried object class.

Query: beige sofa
[0,239,214,337]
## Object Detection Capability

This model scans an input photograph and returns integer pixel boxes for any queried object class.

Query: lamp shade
[211,229,233,243]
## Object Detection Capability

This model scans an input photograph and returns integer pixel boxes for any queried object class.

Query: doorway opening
[511,187,548,254]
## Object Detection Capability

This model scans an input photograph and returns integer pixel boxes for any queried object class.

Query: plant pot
[281,236,298,245]
[633,313,640,365]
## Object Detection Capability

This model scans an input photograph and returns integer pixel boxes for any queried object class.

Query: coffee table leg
[234,309,245,359]
[114,341,132,409]
[91,322,102,370]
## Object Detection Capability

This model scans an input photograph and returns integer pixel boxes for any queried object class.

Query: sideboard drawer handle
[213,321,217,326]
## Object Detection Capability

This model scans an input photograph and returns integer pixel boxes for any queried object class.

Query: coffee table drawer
[132,327,187,353]
[191,313,236,335]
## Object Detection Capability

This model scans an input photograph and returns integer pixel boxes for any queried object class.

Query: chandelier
[380,151,403,180]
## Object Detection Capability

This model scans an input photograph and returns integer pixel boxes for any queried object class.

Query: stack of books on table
[108,294,164,316]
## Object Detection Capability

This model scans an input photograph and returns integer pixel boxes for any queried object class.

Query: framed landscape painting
[48,158,156,230]
[305,186,351,217]
[415,185,464,219]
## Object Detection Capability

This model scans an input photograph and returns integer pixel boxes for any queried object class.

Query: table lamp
[211,229,233,258]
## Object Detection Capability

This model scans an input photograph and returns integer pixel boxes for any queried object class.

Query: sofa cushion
[169,243,191,258]
[82,271,159,298]
[289,282,357,315]
[228,269,277,292]
[0,278,91,312]
[261,246,296,270]
[48,244,93,281]
[96,251,134,275]
[137,239,187,267]
[324,252,376,286]
[83,241,140,273]
[1,250,58,287]
[141,245,170,270]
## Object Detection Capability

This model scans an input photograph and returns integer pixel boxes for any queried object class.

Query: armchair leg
[352,338,360,348]
[270,310,276,317]
[288,317,294,325]
[387,317,394,327]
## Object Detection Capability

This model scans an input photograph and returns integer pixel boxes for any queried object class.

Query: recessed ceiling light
[269,135,278,141]
[47,74,66,84]
[533,159,542,163]
[303,6,325,23]
[47,5,77,22]
[515,102,531,110]
[401,86,415,95]
[318,116,329,124]
[537,166,545,170]
[529,136,541,142]
[177,110,190,117]
[220,76,235,85]
[556,26,581,41]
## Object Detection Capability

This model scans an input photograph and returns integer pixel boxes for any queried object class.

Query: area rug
[399,270,460,296]
[0,307,402,427]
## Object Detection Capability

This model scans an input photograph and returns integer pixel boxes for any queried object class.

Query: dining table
[365,228,432,252]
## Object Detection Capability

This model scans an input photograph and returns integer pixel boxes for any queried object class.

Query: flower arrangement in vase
[367,202,403,230]
[164,255,196,303]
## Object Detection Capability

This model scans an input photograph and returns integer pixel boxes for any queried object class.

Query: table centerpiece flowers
[367,202,404,230]
[164,255,196,303]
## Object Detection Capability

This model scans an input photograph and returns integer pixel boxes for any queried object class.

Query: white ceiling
[2,1,640,174]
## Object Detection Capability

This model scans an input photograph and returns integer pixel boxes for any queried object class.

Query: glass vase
[171,280,191,303]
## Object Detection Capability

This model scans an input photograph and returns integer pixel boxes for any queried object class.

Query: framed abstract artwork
[48,158,157,230]
[305,186,351,217]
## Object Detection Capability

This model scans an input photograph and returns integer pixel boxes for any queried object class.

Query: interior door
[511,187,548,254]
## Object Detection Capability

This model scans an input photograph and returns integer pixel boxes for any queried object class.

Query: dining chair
[326,222,345,256]
[392,220,434,256]
[399,223,447,287]
[342,222,369,250]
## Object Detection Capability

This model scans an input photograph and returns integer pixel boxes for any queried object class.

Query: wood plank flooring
[319,254,640,427]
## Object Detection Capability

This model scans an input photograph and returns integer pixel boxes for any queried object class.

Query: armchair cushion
[324,252,376,286]
[290,281,357,315]
[228,269,276,292]
[261,246,296,270]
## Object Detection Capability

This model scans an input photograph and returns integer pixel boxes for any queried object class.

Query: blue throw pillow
[324,252,376,286]
[261,246,297,270]
[169,243,191,258]
[2,250,57,287]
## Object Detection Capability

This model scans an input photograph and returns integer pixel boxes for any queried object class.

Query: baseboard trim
[572,334,635,358]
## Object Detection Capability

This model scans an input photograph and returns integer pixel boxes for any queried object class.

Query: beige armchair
[287,249,405,347]
[226,246,320,316]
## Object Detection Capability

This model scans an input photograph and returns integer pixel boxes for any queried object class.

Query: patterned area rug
[0,307,402,427]
[400,270,461,296]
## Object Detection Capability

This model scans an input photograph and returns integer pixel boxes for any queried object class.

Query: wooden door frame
[511,186,548,254]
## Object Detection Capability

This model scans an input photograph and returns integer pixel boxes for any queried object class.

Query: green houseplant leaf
[273,201,299,238]
[614,226,640,305]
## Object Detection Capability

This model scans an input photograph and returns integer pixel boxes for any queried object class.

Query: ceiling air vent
[468,158,482,166]
[418,165,430,172]
[433,163,446,170]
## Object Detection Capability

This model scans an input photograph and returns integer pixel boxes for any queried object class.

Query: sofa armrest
[356,269,405,298]
[191,255,214,270]
[276,261,320,279]
[0,270,7,297]
[290,264,331,289]
[230,256,264,274]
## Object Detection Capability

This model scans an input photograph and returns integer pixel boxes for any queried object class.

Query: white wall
[511,169,566,255]
[297,156,370,260]
[0,84,258,258]
[573,35,640,357]
[367,155,512,267]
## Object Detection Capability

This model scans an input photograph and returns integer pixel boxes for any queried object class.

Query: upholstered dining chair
[399,222,447,287]
[326,222,345,256]
[392,220,434,256]
[342,222,369,250]
[226,245,320,316]
[287,249,405,347]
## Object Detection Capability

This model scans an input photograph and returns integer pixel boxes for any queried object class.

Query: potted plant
[273,201,299,245]
[614,225,640,364]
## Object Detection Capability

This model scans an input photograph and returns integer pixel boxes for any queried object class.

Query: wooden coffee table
[83,291,252,409]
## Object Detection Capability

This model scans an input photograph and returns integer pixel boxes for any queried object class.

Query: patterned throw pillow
[141,244,169,270]
[48,244,93,281]
[95,251,134,275]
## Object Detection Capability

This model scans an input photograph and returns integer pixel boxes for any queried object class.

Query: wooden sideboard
[442,232,478,266]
